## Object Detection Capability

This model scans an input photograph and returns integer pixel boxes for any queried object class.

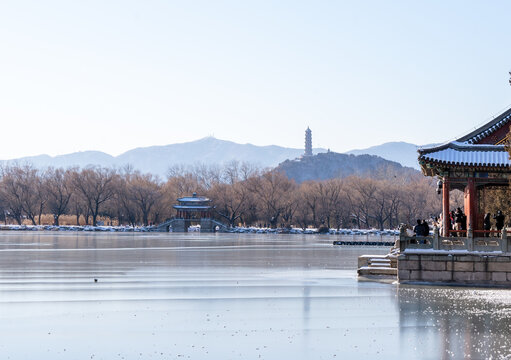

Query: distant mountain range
[0,137,326,178]
[347,141,439,170]
[0,137,432,177]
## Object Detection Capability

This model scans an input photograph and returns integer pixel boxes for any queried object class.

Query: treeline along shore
[0,161,454,230]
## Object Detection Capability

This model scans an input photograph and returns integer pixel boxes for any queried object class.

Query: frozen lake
[0,232,510,359]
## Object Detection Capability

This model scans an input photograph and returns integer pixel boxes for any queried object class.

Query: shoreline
[0,224,400,236]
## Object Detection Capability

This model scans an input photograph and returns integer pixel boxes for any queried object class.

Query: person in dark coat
[454,208,464,236]
[422,220,430,236]
[413,219,423,237]
[494,210,505,234]
[483,213,491,237]
[461,213,467,231]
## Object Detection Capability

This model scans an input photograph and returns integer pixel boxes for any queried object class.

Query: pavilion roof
[177,196,211,202]
[173,205,212,210]
[419,142,510,168]
[418,106,511,175]
[456,106,511,144]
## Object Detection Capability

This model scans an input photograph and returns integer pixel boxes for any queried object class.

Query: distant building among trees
[304,127,313,157]
[0,160,438,230]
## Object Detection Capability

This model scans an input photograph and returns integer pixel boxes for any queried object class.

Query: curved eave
[457,107,511,144]
[419,142,507,156]
[419,157,510,176]
[421,158,509,168]
[173,205,213,210]
[176,198,211,202]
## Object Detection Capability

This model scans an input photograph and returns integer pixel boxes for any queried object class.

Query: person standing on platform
[450,210,456,237]
[494,210,505,236]
[413,219,423,237]
[454,208,464,237]
[422,220,430,236]
[438,214,445,237]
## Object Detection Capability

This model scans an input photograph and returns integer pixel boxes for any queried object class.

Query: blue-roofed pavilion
[418,106,511,235]
[173,192,213,220]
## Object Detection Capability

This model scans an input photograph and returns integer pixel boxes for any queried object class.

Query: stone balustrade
[399,226,509,253]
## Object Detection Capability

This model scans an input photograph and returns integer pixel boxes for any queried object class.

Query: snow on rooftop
[421,146,511,167]
[465,113,511,144]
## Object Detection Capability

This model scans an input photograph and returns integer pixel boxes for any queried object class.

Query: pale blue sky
[1,1,510,159]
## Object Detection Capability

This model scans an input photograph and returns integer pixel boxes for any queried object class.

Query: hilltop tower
[304,127,313,156]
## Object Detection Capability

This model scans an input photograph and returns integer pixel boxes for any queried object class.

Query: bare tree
[44,167,74,225]
[301,182,321,227]
[72,167,117,226]
[316,179,343,228]
[209,181,250,227]
[114,171,138,226]
[247,171,296,228]
[0,166,25,224]
[128,172,161,226]
[10,165,43,225]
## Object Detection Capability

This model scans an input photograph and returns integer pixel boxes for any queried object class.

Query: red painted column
[442,178,450,236]
[465,177,476,231]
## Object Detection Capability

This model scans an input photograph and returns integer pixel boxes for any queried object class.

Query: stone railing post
[399,225,407,252]
[433,226,439,250]
[501,228,508,253]
[466,227,473,251]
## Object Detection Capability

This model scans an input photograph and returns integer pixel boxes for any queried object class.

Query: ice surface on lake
[0,232,509,359]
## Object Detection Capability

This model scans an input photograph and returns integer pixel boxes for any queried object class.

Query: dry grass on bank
[6,215,119,226]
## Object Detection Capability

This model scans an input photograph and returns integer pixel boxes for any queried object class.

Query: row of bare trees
[0,165,163,227]
[210,172,443,230]
[0,162,444,229]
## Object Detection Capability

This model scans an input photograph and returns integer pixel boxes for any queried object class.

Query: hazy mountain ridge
[276,152,420,183]
[0,138,426,177]
[0,137,326,177]
[346,141,439,170]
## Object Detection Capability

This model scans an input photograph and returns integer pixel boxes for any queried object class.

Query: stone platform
[398,251,511,286]
[397,227,511,287]
[357,227,511,287]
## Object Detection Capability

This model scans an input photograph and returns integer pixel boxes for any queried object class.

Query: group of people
[483,210,506,237]
[431,208,506,237]
[449,208,467,237]
[413,219,430,236]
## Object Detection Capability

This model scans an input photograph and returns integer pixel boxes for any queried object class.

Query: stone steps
[357,255,398,276]
[358,266,397,276]
[369,259,391,266]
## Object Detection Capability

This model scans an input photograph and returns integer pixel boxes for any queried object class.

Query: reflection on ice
[0,232,509,359]
[398,285,511,359]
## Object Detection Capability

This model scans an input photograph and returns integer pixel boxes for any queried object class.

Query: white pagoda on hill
[304,127,313,157]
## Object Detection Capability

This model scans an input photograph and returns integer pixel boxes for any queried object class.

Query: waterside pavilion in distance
[174,193,213,220]
[170,193,218,232]
[155,193,223,232]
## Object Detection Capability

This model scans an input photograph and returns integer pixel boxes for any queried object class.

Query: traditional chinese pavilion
[166,193,218,232]
[173,193,213,220]
[418,106,511,235]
